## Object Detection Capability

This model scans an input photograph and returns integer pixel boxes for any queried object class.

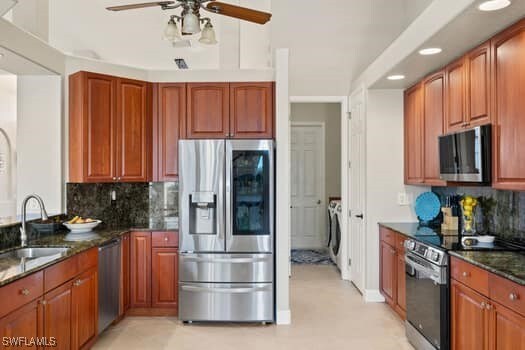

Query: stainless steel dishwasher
[98,238,121,334]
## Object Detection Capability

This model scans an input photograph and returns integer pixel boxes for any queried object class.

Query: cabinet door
[380,241,396,305]
[72,267,98,350]
[491,302,525,350]
[151,248,178,309]
[451,280,490,350]
[445,58,468,132]
[130,232,152,308]
[467,42,491,127]
[44,283,72,350]
[186,83,230,139]
[395,252,406,318]
[116,78,151,182]
[404,83,424,184]
[492,22,525,190]
[120,233,131,316]
[0,300,43,349]
[83,72,117,182]
[230,82,273,139]
[423,71,446,186]
[155,83,186,181]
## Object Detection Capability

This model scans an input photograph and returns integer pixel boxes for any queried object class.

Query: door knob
[355,214,364,219]
[317,200,321,205]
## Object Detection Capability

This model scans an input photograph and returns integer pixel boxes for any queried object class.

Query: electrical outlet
[110,190,117,201]
[398,192,410,206]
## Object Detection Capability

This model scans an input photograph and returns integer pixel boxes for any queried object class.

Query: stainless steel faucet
[20,194,49,247]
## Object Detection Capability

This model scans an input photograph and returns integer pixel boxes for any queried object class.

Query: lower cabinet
[451,257,525,350]
[379,225,407,319]
[0,300,43,348]
[71,267,98,350]
[120,232,131,316]
[44,283,73,350]
[128,231,179,315]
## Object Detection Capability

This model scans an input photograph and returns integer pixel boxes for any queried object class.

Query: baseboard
[364,289,385,303]
[276,309,291,325]
[126,307,179,316]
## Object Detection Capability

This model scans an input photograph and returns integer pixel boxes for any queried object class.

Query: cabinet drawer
[44,255,79,292]
[489,273,525,317]
[395,234,407,253]
[0,271,44,318]
[380,227,396,246]
[78,247,98,270]
[152,231,178,248]
[451,257,489,296]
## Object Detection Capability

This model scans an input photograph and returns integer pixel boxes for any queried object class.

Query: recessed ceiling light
[419,47,442,55]
[387,75,405,81]
[478,0,511,11]
[0,53,4,59]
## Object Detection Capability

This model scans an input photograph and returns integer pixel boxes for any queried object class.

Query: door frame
[289,96,349,281]
[290,121,326,249]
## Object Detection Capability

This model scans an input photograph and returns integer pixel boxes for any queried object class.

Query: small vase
[461,207,476,235]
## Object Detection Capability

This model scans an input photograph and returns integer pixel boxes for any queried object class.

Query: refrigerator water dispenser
[189,192,216,235]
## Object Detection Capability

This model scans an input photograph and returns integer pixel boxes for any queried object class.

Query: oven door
[405,253,449,350]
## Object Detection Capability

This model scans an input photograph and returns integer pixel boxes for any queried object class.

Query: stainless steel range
[404,239,449,350]
[178,139,274,323]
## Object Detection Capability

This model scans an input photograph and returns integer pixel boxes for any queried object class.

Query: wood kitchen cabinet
[422,71,446,186]
[71,267,98,350]
[154,83,186,181]
[492,20,525,190]
[69,71,152,183]
[186,83,230,139]
[445,58,468,133]
[404,83,424,185]
[151,248,178,309]
[451,256,525,350]
[379,225,407,319]
[44,282,73,350]
[230,82,274,139]
[130,231,152,308]
[186,82,274,139]
[0,300,43,348]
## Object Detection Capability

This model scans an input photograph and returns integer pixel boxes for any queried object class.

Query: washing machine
[328,200,342,268]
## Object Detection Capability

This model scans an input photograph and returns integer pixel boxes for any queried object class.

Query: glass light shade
[478,0,511,11]
[182,12,201,34]
[164,19,181,42]
[199,22,218,45]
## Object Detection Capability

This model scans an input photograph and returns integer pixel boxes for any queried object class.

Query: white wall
[364,89,427,293]
[290,103,341,203]
[16,75,62,215]
[0,74,17,218]
[10,0,50,41]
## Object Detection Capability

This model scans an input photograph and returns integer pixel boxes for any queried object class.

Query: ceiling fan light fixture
[164,17,181,42]
[182,11,201,35]
[199,21,218,45]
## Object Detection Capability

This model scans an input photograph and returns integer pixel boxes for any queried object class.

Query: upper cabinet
[445,58,468,133]
[186,82,274,139]
[422,71,446,186]
[492,20,525,190]
[186,83,230,139]
[69,71,152,183]
[467,42,491,128]
[230,82,274,139]
[404,83,424,184]
[154,83,186,181]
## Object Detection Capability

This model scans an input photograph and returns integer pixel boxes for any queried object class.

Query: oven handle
[405,255,443,285]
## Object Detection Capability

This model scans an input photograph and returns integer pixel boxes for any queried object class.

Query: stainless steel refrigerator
[178,139,274,323]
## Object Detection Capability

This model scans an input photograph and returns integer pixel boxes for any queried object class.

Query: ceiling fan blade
[106,1,175,11]
[205,1,271,24]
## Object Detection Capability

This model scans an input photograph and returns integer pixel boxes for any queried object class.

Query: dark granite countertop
[0,226,178,287]
[450,251,525,286]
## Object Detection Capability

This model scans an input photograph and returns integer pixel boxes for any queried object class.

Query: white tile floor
[93,265,413,350]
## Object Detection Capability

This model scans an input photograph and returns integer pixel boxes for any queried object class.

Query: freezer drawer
[180,253,273,283]
[179,282,274,322]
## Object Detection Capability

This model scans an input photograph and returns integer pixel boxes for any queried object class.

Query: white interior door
[349,95,365,292]
[291,124,325,249]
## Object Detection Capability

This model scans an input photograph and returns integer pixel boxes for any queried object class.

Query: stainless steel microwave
[438,125,491,183]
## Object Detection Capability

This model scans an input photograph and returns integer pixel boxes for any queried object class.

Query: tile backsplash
[433,186,525,243]
[66,182,178,230]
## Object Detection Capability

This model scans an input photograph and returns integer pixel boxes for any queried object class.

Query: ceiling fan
[106,1,272,45]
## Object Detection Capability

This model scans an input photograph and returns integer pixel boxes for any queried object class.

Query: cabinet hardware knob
[20,288,30,296]
[509,293,519,301]
[481,301,486,308]
[113,177,117,181]
[40,300,47,305]
[74,279,82,287]
[486,303,492,310]
[462,271,470,277]
[164,237,169,241]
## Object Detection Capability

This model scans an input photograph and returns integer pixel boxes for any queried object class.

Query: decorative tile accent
[433,187,525,243]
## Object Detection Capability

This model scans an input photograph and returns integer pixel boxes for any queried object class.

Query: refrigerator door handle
[183,256,270,264]
[181,285,271,294]
[225,141,233,248]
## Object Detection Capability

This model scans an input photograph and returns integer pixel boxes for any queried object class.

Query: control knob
[405,240,416,251]
[431,251,440,262]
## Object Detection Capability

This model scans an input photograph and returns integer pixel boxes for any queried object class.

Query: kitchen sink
[0,247,71,260]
